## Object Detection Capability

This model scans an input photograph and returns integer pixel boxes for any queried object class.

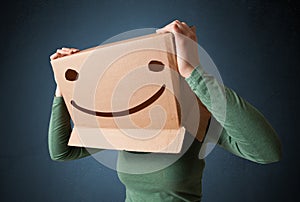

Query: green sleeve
[185,66,282,164]
[48,96,97,161]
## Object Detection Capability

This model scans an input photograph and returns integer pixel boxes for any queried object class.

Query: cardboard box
[50,33,211,153]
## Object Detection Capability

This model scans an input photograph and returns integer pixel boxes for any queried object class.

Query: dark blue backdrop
[1,0,299,201]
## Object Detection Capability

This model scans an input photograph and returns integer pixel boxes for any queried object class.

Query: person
[48,20,282,201]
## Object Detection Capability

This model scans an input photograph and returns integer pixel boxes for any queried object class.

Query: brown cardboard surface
[50,32,211,153]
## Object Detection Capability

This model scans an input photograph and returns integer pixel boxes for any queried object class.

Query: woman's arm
[48,96,95,161]
[157,20,282,164]
[185,67,282,164]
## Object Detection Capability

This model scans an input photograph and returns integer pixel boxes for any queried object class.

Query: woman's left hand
[156,20,200,78]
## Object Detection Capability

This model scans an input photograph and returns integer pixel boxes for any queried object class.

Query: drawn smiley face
[68,60,166,118]
[70,48,180,131]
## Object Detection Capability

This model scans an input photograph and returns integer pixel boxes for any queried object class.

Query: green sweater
[48,66,281,201]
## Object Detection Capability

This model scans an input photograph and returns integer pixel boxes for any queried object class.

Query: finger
[157,21,183,34]
[180,22,196,36]
[172,19,181,25]
[179,22,197,41]
[181,21,195,30]
[57,49,73,55]
[165,19,180,28]
[62,47,79,52]
[168,20,183,30]
[50,54,56,60]
[50,52,61,60]
[171,20,192,34]
[156,19,181,33]
[71,48,80,52]
[173,21,189,35]
[61,47,73,52]
[181,21,190,29]
[59,48,73,53]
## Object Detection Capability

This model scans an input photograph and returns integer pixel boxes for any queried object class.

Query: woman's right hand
[50,47,80,97]
[50,47,79,60]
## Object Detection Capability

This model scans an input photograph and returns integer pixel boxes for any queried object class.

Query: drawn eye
[148,60,165,72]
[65,69,79,81]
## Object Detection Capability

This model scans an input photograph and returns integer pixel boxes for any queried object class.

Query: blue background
[1,0,299,201]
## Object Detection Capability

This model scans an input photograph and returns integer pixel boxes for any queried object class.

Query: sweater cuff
[185,65,204,89]
[52,96,68,112]
[53,96,65,104]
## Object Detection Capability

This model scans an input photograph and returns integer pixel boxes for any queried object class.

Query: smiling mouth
[71,84,166,117]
